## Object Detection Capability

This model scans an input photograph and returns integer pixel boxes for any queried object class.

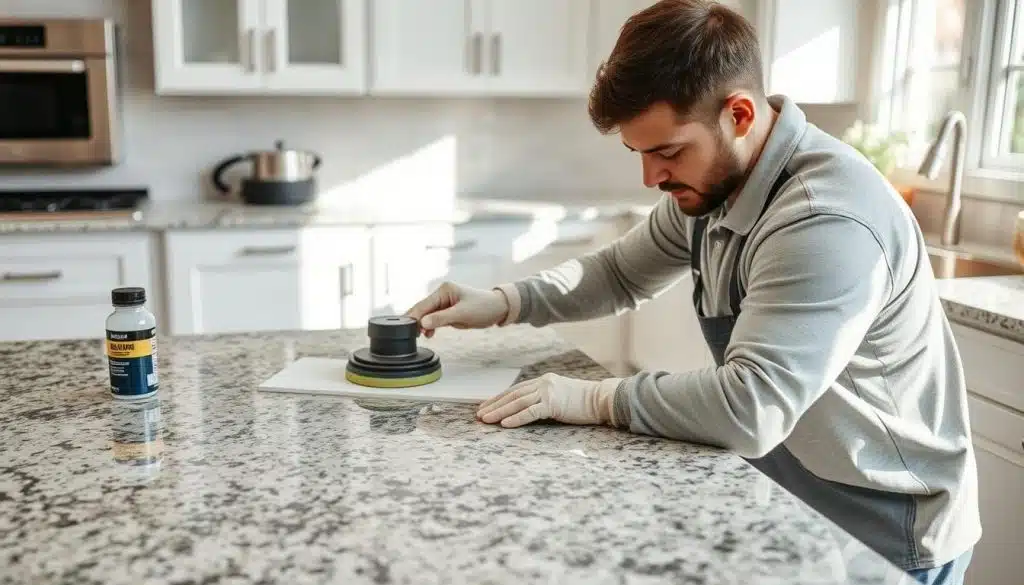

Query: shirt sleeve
[615,212,893,458]
[506,194,694,327]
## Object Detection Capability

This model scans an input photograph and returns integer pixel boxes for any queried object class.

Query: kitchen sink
[927,247,1024,279]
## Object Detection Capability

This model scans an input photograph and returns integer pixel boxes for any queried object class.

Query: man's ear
[722,93,756,139]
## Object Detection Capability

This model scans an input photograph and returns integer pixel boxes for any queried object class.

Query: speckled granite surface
[936,276,1024,344]
[0,326,903,584]
[0,197,642,235]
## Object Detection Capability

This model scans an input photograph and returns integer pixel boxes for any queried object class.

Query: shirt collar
[718,94,806,235]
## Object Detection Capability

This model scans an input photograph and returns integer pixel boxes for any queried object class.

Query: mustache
[659,181,695,194]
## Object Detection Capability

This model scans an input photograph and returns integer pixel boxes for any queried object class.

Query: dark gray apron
[689,170,921,570]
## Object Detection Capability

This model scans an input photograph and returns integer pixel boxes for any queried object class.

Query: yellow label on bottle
[106,338,154,359]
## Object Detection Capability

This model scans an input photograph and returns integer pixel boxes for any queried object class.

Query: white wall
[0,0,867,207]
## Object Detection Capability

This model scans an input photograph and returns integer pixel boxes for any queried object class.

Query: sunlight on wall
[772,26,843,103]
[315,135,458,218]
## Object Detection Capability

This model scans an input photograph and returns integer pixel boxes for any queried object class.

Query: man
[404,1,980,582]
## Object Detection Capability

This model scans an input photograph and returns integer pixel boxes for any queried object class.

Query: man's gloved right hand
[404,282,511,338]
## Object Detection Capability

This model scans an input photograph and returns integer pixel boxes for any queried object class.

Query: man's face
[620,102,746,217]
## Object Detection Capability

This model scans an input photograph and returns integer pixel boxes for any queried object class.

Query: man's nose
[642,157,668,188]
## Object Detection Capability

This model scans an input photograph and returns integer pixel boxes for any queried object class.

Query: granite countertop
[937,275,1024,343]
[0,196,651,235]
[0,326,903,584]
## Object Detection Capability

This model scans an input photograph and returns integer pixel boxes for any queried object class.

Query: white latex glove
[404,282,510,338]
[476,373,624,428]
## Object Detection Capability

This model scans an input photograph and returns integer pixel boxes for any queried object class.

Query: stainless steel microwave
[0,18,121,166]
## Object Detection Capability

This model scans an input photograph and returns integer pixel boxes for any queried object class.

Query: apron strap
[692,169,794,317]
[691,216,709,316]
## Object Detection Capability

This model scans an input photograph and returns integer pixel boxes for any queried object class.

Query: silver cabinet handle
[244,28,257,72]
[265,28,277,72]
[239,245,296,256]
[550,236,595,248]
[471,33,483,75]
[2,270,63,283]
[491,33,501,75]
[340,264,354,297]
[426,239,478,252]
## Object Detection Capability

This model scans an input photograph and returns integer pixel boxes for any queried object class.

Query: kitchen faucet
[917,110,967,246]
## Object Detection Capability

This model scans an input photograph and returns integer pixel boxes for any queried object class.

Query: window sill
[888,167,1024,205]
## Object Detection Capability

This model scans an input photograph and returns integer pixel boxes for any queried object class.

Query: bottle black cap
[112,287,146,306]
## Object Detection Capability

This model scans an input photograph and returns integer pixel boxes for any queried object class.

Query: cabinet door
[370,225,455,317]
[369,0,489,95]
[165,228,371,335]
[761,0,859,103]
[590,0,653,79]
[502,220,629,374]
[152,0,264,94]
[628,273,714,373]
[262,0,367,93]
[0,233,155,342]
[486,0,592,96]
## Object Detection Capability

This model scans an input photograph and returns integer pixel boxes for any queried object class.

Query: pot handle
[212,155,247,194]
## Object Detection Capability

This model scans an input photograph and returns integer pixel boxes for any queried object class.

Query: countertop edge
[940,298,1024,344]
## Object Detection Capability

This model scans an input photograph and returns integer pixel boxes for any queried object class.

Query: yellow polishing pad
[344,367,443,388]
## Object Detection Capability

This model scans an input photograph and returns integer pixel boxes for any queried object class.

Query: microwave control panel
[0,26,45,48]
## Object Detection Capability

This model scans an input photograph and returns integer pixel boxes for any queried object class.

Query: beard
[659,134,745,217]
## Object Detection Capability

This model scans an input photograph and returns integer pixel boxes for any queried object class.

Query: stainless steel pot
[212,140,322,205]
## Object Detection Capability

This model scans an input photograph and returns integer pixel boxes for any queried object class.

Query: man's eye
[658,150,681,161]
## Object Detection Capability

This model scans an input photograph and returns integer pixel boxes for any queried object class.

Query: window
[982,0,1024,168]
[876,0,1024,174]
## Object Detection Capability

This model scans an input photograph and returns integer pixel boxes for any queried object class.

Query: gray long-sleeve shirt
[498,95,980,571]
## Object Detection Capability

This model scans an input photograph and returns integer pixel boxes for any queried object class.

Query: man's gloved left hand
[476,373,625,428]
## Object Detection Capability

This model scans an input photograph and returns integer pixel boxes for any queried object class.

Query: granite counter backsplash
[0,326,902,584]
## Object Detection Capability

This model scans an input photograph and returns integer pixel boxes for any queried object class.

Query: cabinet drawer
[0,302,113,342]
[951,323,1024,413]
[166,229,303,265]
[164,227,372,335]
[0,257,121,302]
[0,233,153,306]
[968,393,1024,464]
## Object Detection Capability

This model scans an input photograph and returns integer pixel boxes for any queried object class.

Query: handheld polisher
[345,316,442,388]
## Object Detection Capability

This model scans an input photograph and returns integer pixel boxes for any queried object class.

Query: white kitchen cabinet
[370,0,592,97]
[152,0,366,95]
[369,224,455,317]
[589,0,860,105]
[589,0,651,80]
[757,0,860,104]
[627,272,714,374]
[950,322,1024,585]
[611,211,712,374]
[164,227,371,335]
[502,217,630,374]
[369,0,485,95]
[966,392,1024,585]
[0,232,157,342]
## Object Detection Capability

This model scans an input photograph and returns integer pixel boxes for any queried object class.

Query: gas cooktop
[0,188,148,218]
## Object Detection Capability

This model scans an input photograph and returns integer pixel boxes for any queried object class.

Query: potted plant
[841,120,914,205]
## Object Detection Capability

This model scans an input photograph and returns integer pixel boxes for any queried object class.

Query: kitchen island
[0,325,904,584]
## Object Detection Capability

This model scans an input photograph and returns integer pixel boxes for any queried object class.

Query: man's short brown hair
[588,0,765,134]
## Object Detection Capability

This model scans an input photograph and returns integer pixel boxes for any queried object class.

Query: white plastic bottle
[105,287,159,400]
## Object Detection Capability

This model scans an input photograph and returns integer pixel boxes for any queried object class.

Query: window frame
[980,0,1024,171]
[872,0,1024,199]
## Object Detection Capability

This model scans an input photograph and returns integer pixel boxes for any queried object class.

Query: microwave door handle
[0,59,85,73]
